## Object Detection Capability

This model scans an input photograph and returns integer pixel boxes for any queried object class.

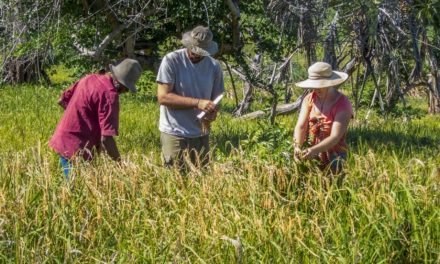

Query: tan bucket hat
[295,62,348,89]
[181,26,218,56]
[110,58,142,93]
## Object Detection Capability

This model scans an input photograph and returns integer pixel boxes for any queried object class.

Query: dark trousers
[160,132,210,168]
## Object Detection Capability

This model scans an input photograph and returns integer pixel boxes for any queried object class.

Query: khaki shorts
[160,132,210,167]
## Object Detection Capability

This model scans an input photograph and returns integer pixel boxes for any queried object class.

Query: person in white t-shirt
[156,26,225,167]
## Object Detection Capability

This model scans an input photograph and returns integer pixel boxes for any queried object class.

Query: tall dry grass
[1,143,440,262]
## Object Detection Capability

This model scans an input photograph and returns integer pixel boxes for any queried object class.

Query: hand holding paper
[197,94,223,119]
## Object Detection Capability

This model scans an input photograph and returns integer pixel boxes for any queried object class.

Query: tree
[2,0,440,120]
[0,0,244,83]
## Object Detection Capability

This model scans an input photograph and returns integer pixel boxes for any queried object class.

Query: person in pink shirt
[49,59,142,180]
[293,62,353,173]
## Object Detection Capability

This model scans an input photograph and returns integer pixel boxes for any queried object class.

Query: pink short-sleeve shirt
[304,91,353,168]
[49,74,119,160]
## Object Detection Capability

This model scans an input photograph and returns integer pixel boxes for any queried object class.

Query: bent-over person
[156,26,224,168]
[49,59,142,180]
[293,62,353,174]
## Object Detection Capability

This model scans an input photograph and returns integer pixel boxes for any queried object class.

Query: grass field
[1,75,440,263]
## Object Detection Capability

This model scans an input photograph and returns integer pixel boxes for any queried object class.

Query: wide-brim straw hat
[295,62,348,89]
[110,58,142,93]
[181,26,218,56]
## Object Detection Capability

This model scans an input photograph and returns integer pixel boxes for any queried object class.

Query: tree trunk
[428,72,440,114]
[323,10,338,69]
[0,0,53,85]
[427,41,440,115]
[428,90,440,114]
[299,2,317,67]
[407,0,422,82]
[233,81,254,116]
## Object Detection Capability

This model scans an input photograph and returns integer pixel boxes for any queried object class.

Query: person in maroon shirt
[49,59,142,180]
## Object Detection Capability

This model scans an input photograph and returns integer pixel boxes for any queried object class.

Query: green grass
[0,80,440,263]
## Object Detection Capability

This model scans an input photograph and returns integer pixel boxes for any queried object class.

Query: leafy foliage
[240,120,294,164]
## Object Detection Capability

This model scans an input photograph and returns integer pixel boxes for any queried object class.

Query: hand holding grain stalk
[201,111,218,133]
[198,94,223,133]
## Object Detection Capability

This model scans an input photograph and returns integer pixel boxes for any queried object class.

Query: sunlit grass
[47,65,76,85]
[1,82,439,263]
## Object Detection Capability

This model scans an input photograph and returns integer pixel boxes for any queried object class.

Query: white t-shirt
[156,49,225,137]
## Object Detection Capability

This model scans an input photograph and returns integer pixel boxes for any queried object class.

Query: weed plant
[0,82,439,263]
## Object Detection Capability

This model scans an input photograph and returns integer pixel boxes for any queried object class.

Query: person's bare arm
[302,110,351,159]
[101,135,121,162]
[294,102,311,147]
[293,101,311,162]
[157,82,217,113]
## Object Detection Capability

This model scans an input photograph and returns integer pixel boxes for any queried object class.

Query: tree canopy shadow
[211,124,246,156]
[347,125,439,153]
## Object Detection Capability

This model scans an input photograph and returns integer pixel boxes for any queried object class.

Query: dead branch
[223,60,239,107]
[94,0,121,31]
[235,91,308,120]
[93,4,152,61]
[230,67,273,94]
[401,82,427,95]
[233,81,253,116]
[341,57,358,76]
